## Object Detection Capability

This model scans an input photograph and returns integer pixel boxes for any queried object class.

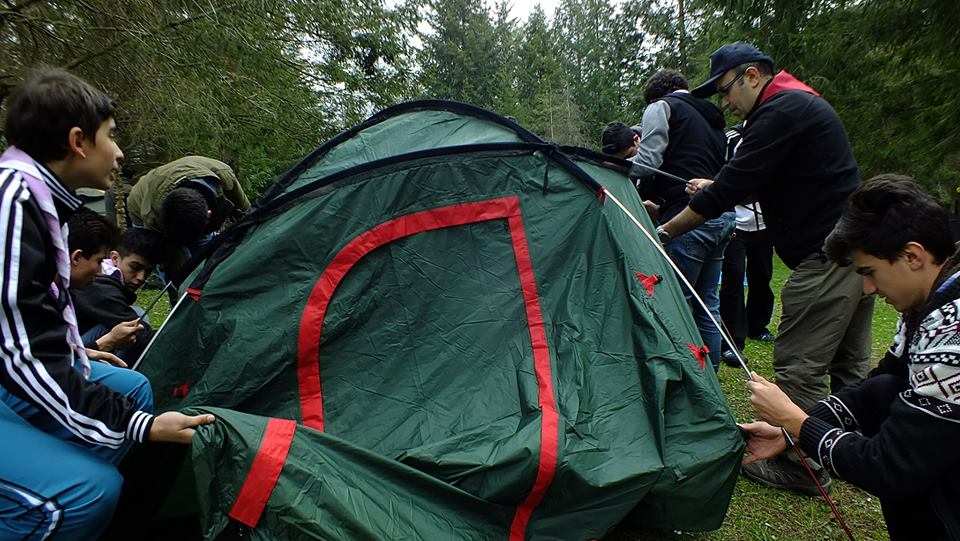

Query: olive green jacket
[127,156,250,232]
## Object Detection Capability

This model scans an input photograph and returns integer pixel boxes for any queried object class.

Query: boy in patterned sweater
[741,174,960,540]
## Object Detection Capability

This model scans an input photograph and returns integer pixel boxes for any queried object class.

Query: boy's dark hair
[4,68,116,163]
[643,70,689,104]
[160,186,210,245]
[600,122,636,156]
[825,174,955,265]
[114,228,164,266]
[68,208,117,256]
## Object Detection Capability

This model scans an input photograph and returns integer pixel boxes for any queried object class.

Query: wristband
[656,225,672,244]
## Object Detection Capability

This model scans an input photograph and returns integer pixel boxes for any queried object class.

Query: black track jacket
[0,163,153,448]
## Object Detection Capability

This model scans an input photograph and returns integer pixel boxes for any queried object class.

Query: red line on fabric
[228,418,297,528]
[295,196,559,539]
[298,196,526,430]
[506,211,559,541]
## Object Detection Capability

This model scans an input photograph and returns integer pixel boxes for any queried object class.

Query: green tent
[138,101,743,540]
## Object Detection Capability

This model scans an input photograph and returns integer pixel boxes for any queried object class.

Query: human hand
[747,372,808,437]
[685,178,714,195]
[84,347,127,368]
[148,411,216,444]
[97,320,143,351]
[739,421,787,464]
[642,200,661,223]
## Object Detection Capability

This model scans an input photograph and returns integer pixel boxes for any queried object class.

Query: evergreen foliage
[0,0,955,202]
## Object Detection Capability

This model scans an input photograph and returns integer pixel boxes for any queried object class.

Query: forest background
[1,0,956,202]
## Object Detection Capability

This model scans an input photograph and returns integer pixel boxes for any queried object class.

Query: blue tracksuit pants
[0,362,152,540]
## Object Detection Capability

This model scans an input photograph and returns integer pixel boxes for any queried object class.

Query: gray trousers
[774,253,874,410]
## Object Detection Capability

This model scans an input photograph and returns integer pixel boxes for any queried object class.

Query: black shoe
[741,455,831,497]
[721,349,747,367]
[749,330,776,342]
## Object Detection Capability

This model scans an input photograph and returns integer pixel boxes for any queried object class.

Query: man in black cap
[656,42,874,495]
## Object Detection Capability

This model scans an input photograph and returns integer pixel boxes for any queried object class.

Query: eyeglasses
[716,70,746,96]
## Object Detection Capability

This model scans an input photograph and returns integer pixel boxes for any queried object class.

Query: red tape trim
[228,418,297,528]
[296,196,559,539]
[506,212,559,541]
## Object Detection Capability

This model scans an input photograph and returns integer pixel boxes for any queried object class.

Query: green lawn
[137,256,894,540]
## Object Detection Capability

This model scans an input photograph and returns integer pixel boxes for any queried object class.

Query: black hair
[114,228,164,266]
[737,61,774,78]
[643,70,689,104]
[600,122,636,156]
[159,186,210,245]
[4,68,116,163]
[68,207,116,256]
[825,174,955,265]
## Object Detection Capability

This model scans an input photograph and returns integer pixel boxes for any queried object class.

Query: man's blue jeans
[664,212,736,369]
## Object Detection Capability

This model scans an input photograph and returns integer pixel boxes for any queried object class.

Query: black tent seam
[265,143,568,213]
[184,104,625,288]
[185,142,607,289]
[256,100,546,210]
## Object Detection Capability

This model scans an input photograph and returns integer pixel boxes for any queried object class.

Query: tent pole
[602,189,750,379]
[603,189,856,541]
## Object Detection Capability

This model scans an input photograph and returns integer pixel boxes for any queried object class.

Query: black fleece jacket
[639,92,726,223]
[72,275,153,360]
[688,71,860,269]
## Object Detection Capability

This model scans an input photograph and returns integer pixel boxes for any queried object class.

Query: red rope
[783,429,856,541]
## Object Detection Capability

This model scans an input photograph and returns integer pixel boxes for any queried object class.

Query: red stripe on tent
[507,211,560,541]
[228,418,297,528]
[296,196,559,539]
[297,196,525,430]
[186,287,202,301]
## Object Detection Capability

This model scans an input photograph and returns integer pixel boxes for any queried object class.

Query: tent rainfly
[137,100,744,540]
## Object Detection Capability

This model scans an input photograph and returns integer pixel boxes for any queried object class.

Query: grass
[614,256,896,540]
[136,258,895,540]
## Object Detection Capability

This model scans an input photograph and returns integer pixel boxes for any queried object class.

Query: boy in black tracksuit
[0,68,214,540]
[743,175,960,540]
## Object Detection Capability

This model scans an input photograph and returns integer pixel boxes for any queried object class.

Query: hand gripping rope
[600,173,855,541]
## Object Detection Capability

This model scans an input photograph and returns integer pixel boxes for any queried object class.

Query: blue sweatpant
[0,362,153,540]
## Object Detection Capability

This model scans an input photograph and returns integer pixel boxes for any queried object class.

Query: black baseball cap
[691,42,774,98]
